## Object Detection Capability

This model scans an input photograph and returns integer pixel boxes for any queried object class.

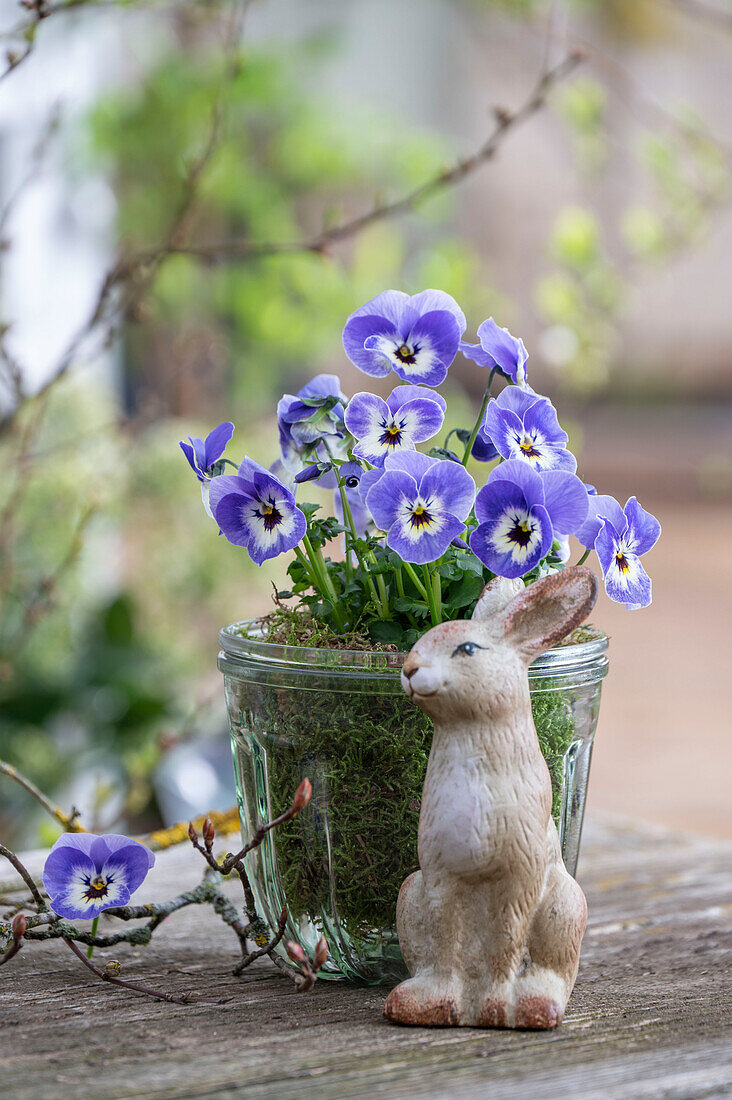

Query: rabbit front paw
[383,976,463,1027]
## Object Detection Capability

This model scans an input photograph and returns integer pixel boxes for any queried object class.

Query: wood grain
[1,817,730,1100]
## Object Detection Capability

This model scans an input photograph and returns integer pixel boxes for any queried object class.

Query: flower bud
[450,537,470,551]
[295,464,324,484]
[11,914,26,940]
[104,959,122,976]
[286,941,307,965]
[292,778,312,812]
[314,936,328,969]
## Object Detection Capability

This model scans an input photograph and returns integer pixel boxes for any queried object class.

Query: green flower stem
[575,547,591,567]
[461,366,499,467]
[422,564,440,626]
[87,916,99,960]
[432,569,443,622]
[335,482,355,585]
[294,545,318,588]
[395,567,419,629]
[402,561,428,601]
[302,533,347,630]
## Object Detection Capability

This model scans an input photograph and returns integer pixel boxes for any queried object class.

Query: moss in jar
[244,659,577,938]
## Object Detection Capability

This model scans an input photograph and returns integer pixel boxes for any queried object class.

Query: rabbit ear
[496,567,598,660]
[471,576,525,621]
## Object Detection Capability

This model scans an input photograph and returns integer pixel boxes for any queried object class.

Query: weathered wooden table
[1,817,730,1099]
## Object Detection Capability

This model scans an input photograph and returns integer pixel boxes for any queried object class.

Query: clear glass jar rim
[219,620,609,677]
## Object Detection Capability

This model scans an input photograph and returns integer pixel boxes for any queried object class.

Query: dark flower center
[506,516,534,548]
[518,432,541,459]
[615,550,630,573]
[83,873,110,901]
[410,504,433,530]
[379,419,405,447]
[258,499,283,531]
[394,343,417,365]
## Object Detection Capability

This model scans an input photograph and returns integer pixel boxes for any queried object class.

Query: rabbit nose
[402,656,420,679]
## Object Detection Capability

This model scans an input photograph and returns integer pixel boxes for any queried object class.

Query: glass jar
[219,624,608,985]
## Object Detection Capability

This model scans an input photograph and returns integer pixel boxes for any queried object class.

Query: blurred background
[0,0,730,849]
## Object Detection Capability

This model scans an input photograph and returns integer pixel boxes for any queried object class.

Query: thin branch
[0,843,47,909]
[62,934,231,1004]
[660,0,732,32]
[147,51,583,266]
[0,761,83,833]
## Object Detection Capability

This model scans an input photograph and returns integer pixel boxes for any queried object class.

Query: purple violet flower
[344,385,446,467]
[209,457,306,566]
[460,318,529,385]
[42,833,154,921]
[365,451,475,565]
[480,387,576,473]
[470,460,588,578]
[342,290,466,386]
[276,375,350,481]
[180,422,234,483]
[594,497,661,610]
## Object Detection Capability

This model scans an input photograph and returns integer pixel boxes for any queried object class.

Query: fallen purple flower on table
[594,497,661,610]
[366,451,475,565]
[480,387,576,472]
[210,458,306,566]
[342,290,465,386]
[459,317,528,385]
[180,422,234,483]
[470,460,588,578]
[344,385,445,466]
[43,833,154,921]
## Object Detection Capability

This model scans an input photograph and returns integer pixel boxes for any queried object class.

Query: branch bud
[11,914,26,941]
[202,816,215,848]
[188,821,198,843]
[292,778,312,813]
[314,936,328,970]
[286,941,307,965]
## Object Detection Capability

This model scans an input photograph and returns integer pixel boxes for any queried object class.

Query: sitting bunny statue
[384,566,598,1030]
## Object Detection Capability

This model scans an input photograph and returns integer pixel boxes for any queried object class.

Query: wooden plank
[0,817,730,1100]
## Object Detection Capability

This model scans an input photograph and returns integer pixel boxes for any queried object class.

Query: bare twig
[145,52,583,266]
[0,843,47,909]
[0,761,83,833]
[660,0,732,32]
[62,934,231,1004]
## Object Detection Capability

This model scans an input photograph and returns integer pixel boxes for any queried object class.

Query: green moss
[243,674,576,940]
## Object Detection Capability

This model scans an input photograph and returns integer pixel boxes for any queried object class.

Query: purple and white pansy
[342,290,466,387]
[366,451,475,565]
[275,374,350,482]
[180,421,234,483]
[470,460,588,579]
[460,317,528,386]
[582,495,660,610]
[344,385,446,467]
[43,832,154,921]
[210,457,306,566]
[480,387,576,473]
[182,288,660,615]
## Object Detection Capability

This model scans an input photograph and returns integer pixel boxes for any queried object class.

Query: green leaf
[368,620,403,644]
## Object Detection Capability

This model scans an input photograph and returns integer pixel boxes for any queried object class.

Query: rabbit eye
[451,641,481,658]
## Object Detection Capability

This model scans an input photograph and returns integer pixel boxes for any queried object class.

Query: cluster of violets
[181,289,661,623]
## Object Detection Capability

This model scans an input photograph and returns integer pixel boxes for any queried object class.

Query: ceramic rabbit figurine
[384,566,598,1030]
